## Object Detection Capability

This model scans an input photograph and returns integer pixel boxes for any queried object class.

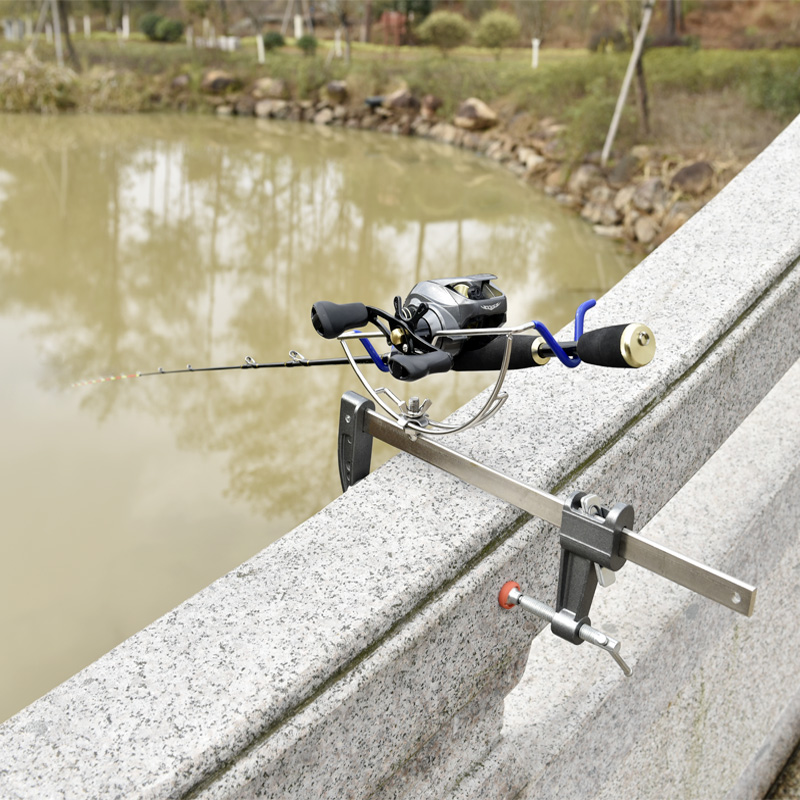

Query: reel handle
[388,349,453,381]
[311,301,370,340]
[576,323,655,369]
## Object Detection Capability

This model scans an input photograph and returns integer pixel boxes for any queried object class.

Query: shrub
[154,18,185,43]
[475,10,521,60]
[562,76,630,162]
[415,10,471,56]
[139,13,163,41]
[588,27,628,53]
[746,57,800,120]
[263,31,285,52]
[296,34,318,56]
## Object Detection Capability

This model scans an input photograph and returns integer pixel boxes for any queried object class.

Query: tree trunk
[363,0,372,43]
[667,0,677,39]
[57,0,81,71]
[634,50,650,136]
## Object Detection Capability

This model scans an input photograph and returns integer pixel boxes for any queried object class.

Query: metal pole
[364,408,756,616]
[601,0,654,167]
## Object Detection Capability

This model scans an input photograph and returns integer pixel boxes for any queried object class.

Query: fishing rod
[73,274,655,402]
[72,352,381,388]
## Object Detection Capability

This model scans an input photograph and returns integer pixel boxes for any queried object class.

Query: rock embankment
[200,70,733,252]
[0,46,735,252]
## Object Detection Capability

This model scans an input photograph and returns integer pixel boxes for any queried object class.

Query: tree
[475,9,520,60]
[56,0,81,72]
[415,10,470,56]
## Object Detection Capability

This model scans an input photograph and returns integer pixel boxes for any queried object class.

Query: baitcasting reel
[311,274,656,437]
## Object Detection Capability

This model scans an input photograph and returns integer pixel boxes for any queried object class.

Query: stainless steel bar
[619,530,757,615]
[366,410,563,527]
[366,410,756,617]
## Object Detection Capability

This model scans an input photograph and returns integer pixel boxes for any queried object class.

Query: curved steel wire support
[338,327,525,438]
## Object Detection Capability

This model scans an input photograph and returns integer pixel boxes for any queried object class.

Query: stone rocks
[383,87,420,113]
[235,95,255,116]
[171,74,190,90]
[567,163,603,197]
[581,185,621,226]
[200,79,727,252]
[313,107,334,125]
[253,77,290,100]
[429,122,460,146]
[201,70,240,94]
[254,99,289,119]
[671,161,714,196]
[544,166,568,191]
[516,146,546,173]
[454,98,498,131]
[325,80,348,105]
[593,224,625,239]
[421,94,442,120]
[614,184,636,213]
[633,214,660,244]
[632,177,668,214]
[607,153,641,188]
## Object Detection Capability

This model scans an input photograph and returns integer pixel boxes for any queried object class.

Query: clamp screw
[498,580,632,676]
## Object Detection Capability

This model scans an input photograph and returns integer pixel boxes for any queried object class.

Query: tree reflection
[0,115,631,520]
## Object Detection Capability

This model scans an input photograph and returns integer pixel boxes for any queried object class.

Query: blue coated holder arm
[354,331,390,372]
[531,298,596,369]
[574,299,596,340]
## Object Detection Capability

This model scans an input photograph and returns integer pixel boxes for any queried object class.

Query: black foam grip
[311,301,370,339]
[576,324,631,368]
[451,336,543,372]
[388,349,453,381]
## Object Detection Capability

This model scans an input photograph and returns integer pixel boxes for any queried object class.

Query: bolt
[638,331,651,347]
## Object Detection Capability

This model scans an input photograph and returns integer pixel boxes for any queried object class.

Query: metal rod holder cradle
[338,391,757,620]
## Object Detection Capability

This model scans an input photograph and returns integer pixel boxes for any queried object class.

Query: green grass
[2,36,798,156]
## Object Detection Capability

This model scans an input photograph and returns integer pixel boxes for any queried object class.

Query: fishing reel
[311,274,656,437]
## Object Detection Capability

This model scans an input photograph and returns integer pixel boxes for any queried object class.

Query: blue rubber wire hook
[573,299,596,340]
[530,299,596,369]
[354,331,390,372]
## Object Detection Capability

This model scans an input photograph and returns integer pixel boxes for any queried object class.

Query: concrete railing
[2,115,800,800]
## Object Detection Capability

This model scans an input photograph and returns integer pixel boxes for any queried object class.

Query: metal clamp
[555,491,632,643]
[497,492,634,676]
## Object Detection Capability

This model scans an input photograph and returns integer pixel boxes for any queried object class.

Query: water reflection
[0,114,633,721]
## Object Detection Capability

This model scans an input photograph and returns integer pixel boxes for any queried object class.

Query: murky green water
[0,113,634,722]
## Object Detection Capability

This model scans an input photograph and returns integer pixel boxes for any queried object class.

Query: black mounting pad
[338,392,375,492]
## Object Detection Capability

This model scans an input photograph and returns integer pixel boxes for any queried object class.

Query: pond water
[0,113,634,722]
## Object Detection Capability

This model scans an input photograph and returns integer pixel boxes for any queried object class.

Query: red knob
[498,581,521,610]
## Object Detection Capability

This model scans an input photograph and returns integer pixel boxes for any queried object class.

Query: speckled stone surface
[0,119,799,798]
[450,357,800,800]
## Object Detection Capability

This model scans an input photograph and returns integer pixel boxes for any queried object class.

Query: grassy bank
[2,35,798,161]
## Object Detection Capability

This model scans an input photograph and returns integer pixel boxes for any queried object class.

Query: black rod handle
[451,335,550,372]
[311,301,370,340]
[576,324,655,368]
